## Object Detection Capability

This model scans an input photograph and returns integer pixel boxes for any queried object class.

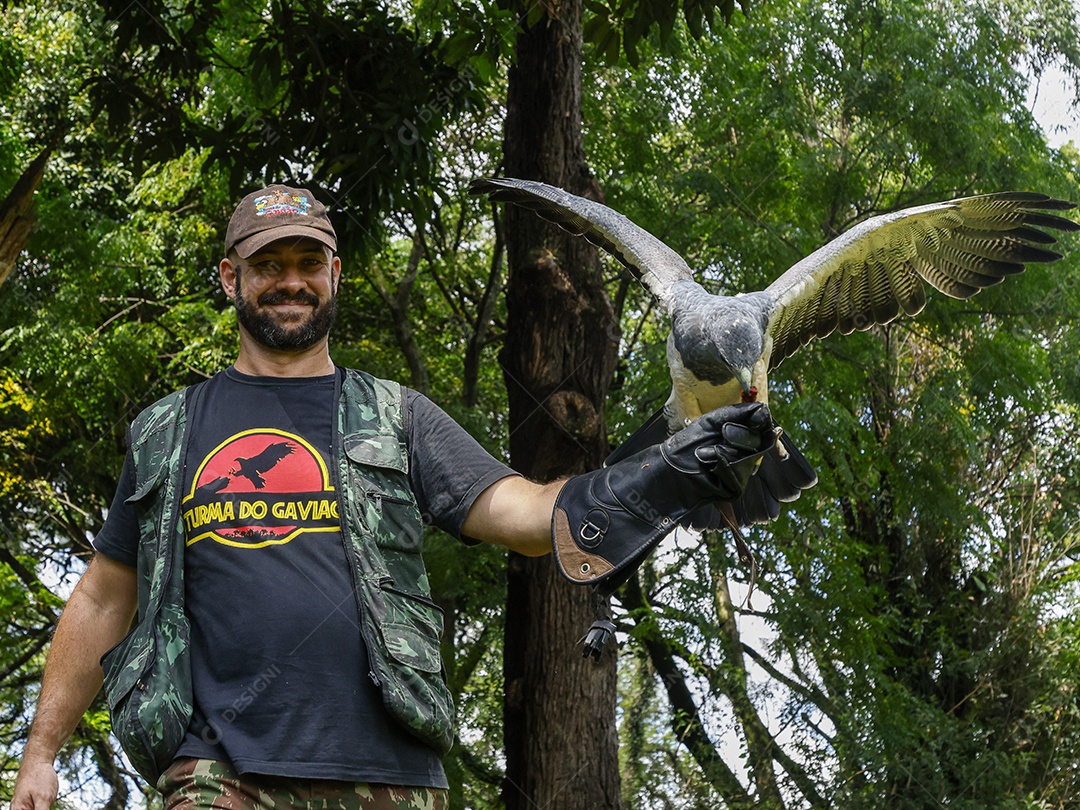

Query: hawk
[471,179,1078,524]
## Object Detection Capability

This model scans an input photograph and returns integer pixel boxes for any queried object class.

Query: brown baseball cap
[225,184,338,258]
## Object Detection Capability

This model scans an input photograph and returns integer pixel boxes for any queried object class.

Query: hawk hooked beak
[736,366,782,458]
[737,368,758,403]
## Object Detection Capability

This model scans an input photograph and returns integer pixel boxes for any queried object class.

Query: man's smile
[266,301,314,316]
[258,291,320,308]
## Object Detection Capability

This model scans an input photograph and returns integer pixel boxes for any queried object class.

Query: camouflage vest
[100,369,454,785]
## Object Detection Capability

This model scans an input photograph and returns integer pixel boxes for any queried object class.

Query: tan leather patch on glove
[552,508,615,583]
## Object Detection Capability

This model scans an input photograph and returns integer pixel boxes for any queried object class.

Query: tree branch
[622,574,754,808]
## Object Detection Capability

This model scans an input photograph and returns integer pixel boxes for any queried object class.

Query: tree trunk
[500,3,622,809]
[0,137,56,288]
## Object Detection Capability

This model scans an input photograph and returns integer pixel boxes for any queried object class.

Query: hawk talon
[773,424,788,459]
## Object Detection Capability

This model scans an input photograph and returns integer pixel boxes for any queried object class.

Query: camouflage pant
[157,757,449,810]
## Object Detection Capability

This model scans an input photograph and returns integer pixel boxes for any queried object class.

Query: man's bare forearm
[461,476,564,556]
[20,554,137,761]
[12,555,137,809]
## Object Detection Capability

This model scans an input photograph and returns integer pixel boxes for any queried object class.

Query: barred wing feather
[469,177,694,305]
[764,193,1079,371]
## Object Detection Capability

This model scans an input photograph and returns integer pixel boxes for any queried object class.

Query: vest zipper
[333,372,383,688]
[135,387,193,706]
[337,501,382,687]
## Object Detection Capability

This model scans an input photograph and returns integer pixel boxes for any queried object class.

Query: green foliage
[2,0,1079,806]
[91,0,493,253]
[581,0,1080,806]
[584,0,744,66]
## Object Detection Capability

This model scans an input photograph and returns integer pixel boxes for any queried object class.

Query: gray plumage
[470,178,1078,522]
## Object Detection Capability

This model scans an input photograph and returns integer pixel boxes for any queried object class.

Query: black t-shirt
[93,367,516,785]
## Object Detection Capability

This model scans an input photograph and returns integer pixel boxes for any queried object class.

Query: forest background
[1,0,1080,808]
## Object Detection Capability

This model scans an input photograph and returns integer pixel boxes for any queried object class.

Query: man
[11,184,775,809]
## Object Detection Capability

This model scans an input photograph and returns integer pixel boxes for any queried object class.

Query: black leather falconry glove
[551,401,775,585]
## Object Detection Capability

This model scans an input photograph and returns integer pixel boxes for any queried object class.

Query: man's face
[230,238,340,351]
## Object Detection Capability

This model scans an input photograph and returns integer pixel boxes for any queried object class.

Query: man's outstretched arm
[11,554,138,810]
[462,402,775,581]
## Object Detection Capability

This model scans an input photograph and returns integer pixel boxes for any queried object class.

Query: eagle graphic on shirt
[232,441,294,489]
[182,430,339,549]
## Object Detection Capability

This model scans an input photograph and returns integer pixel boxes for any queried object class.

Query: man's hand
[10,751,59,810]
[656,402,774,501]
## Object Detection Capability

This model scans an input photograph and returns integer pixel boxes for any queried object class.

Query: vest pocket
[123,462,168,506]
[343,442,424,553]
[125,414,176,506]
[368,579,456,754]
[100,602,192,784]
[378,580,444,672]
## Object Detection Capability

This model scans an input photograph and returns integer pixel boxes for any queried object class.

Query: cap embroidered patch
[226,183,336,257]
[254,191,312,218]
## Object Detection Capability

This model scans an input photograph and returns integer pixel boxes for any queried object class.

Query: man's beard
[234,271,338,351]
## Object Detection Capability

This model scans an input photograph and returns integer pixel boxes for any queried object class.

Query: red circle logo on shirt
[182,430,338,549]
